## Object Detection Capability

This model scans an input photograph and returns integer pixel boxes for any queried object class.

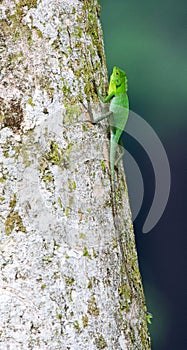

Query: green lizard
[91,66,130,286]
[92,66,129,187]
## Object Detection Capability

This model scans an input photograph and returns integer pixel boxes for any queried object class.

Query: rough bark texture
[0,0,151,349]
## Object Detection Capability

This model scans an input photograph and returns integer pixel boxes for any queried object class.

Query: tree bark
[0,0,151,349]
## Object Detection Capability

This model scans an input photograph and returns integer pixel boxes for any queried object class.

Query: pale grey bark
[0,0,151,349]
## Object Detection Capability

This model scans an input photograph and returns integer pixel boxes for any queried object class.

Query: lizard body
[92,66,129,185]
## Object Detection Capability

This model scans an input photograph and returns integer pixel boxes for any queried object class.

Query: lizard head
[108,66,128,95]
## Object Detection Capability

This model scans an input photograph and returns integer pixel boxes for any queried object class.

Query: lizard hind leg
[91,111,113,124]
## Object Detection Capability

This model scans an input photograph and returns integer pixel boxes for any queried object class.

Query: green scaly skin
[92,66,129,185]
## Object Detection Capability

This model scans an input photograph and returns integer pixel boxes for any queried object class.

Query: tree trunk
[0,0,151,349]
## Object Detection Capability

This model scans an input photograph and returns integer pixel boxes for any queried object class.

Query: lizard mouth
[116,81,122,87]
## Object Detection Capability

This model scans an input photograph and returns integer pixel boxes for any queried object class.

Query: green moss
[39,76,54,99]
[67,178,76,191]
[58,197,62,208]
[87,296,99,316]
[15,0,37,13]
[66,142,73,156]
[72,7,76,15]
[112,238,118,249]
[77,27,83,39]
[65,207,69,217]
[118,283,131,312]
[82,2,105,78]
[63,103,81,124]
[65,277,75,286]
[57,313,62,320]
[87,279,93,289]
[100,160,106,172]
[13,31,20,41]
[79,233,86,240]
[62,85,71,95]
[9,0,36,40]
[42,174,53,182]
[38,157,49,174]
[46,141,63,166]
[82,315,88,328]
[53,271,60,280]
[41,284,46,290]
[34,27,43,39]
[95,334,107,349]
[6,0,36,45]
[59,2,106,103]
[82,123,88,132]
[5,210,27,235]
[4,194,27,235]
[27,97,35,107]
[0,175,7,183]
[69,291,73,302]
[10,194,17,208]
[71,25,83,40]
[92,248,98,258]
[15,143,31,167]
[73,320,81,333]
[44,256,53,263]
[9,52,24,62]
[3,148,9,158]
[83,247,91,259]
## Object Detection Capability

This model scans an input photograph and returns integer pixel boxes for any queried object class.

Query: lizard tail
[110,132,120,182]
[110,134,132,290]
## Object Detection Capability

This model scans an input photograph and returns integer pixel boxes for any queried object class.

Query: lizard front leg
[91,111,113,124]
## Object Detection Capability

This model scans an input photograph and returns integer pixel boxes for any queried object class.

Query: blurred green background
[99,0,186,134]
[99,1,186,349]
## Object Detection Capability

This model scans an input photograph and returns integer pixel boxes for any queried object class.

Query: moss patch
[82,314,88,328]
[95,334,107,349]
[83,247,92,259]
[5,195,26,235]
[87,295,99,316]
[46,141,63,166]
